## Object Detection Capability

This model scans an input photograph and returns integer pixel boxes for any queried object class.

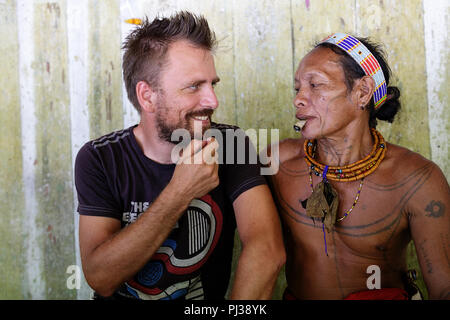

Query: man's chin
[188,121,212,139]
[298,128,317,140]
[163,125,211,144]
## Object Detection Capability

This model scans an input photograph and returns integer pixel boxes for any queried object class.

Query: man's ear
[136,81,157,113]
[353,76,375,109]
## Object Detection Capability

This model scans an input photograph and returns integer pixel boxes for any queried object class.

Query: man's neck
[133,122,175,164]
[315,125,374,167]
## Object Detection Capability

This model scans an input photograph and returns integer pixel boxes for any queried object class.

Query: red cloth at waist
[344,288,408,300]
[283,287,409,300]
[283,288,298,300]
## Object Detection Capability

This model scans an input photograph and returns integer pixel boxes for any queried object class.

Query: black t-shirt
[75,123,266,300]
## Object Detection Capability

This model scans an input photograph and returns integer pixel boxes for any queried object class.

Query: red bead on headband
[320,33,387,110]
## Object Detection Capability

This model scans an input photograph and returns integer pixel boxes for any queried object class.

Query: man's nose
[200,85,219,110]
[293,90,307,109]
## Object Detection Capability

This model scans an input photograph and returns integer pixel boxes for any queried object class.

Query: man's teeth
[193,116,209,121]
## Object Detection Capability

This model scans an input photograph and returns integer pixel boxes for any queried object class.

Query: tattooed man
[266,33,450,300]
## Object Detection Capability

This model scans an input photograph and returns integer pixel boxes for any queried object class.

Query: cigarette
[293,120,306,132]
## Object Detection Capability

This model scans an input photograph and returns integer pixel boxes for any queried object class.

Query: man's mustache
[186,109,214,118]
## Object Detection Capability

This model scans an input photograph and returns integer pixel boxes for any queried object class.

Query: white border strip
[423,0,449,178]
[17,0,44,299]
[67,0,92,299]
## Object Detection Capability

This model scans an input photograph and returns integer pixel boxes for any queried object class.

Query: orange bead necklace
[304,128,387,182]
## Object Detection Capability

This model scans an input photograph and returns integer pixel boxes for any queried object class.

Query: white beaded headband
[320,33,387,109]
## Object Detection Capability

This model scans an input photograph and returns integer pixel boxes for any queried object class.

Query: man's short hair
[122,11,217,112]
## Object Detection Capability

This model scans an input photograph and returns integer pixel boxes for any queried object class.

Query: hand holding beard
[170,137,219,200]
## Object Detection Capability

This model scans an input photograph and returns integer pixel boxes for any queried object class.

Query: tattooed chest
[280,190,411,258]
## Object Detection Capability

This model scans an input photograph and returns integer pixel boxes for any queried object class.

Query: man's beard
[155,96,213,144]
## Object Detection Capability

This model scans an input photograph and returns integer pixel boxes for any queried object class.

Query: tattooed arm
[408,161,450,299]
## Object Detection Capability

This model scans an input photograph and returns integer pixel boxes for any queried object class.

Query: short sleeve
[222,130,267,203]
[74,143,122,220]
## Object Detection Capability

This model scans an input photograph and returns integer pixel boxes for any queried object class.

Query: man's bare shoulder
[380,142,447,188]
[266,137,307,184]
[384,142,435,173]
[278,137,306,164]
[261,137,305,168]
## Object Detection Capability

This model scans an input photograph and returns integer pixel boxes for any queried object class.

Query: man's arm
[79,139,219,297]
[79,186,192,297]
[229,184,286,299]
[408,163,450,299]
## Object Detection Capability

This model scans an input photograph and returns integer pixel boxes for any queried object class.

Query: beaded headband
[320,33,387,110]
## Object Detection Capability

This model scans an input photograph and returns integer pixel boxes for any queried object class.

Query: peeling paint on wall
[17,0,45,299]
[358,0,431,159]
[88,0,123,139]
[0,0,26,299]
[233,0,294,142]
[67,0,91,300]
[33,1,76,299]
[424,0,449,179]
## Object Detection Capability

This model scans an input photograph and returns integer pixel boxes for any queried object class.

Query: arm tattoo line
[418,239,433,274]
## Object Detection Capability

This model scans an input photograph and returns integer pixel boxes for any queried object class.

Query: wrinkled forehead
[295,46,343,80]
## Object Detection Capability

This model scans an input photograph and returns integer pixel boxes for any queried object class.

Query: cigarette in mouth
[293,120,306,132]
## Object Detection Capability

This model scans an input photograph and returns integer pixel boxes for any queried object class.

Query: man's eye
[294,88,300,94]
[189,84,199,90]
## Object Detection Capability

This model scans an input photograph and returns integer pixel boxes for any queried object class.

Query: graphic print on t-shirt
[122,201,150,225]
[126,194,223,299]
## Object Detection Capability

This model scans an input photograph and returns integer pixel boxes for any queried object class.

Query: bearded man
[268,33,449,300]
[74,11,285,300]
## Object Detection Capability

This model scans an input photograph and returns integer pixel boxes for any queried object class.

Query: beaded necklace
[304,128,386,182]
[307,170,364,222]
[301,128,387,255]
